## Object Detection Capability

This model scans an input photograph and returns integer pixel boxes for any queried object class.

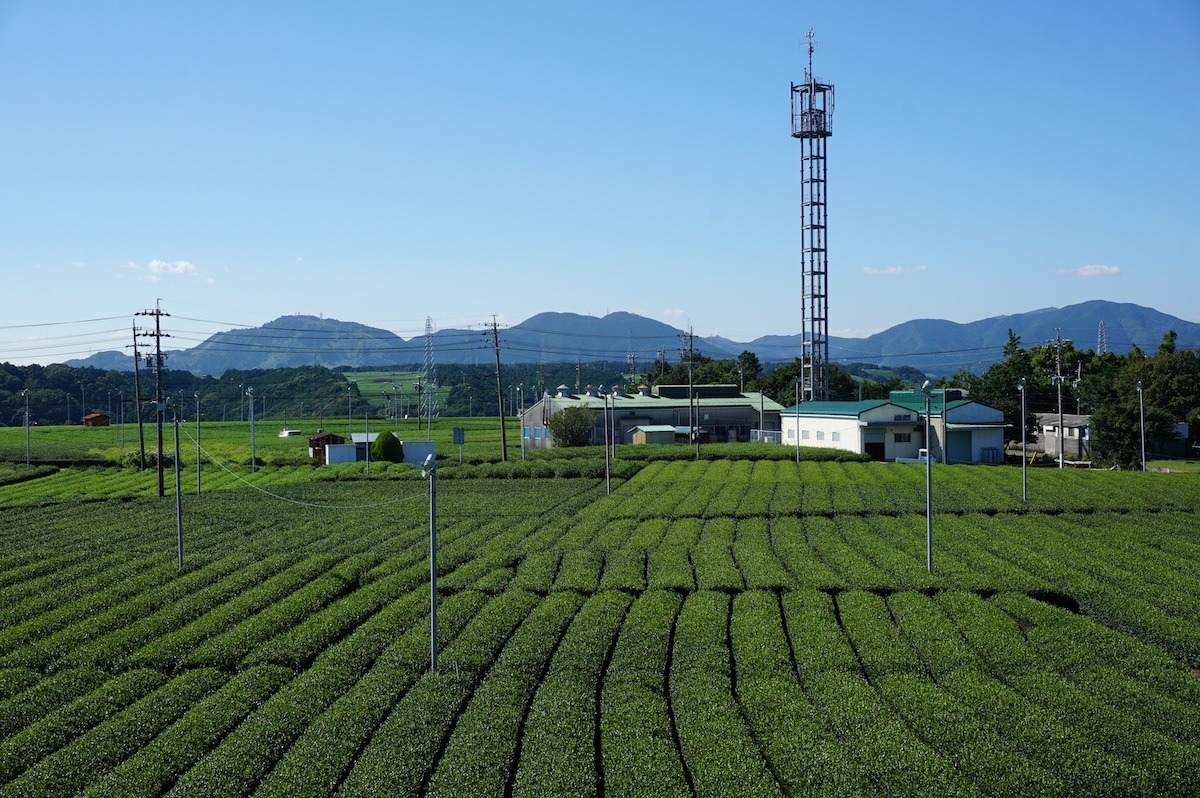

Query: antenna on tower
[791,28,834,401]
[805,27,817,81]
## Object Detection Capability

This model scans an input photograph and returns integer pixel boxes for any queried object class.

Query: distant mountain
[63,301,1200,377]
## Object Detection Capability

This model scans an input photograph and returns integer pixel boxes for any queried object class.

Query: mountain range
[66,300,1200,377]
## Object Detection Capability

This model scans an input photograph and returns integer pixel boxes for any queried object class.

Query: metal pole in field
[603,391,611,495]
[364,412,370,476]
[174,419,184,571]
[1018,378,1027,502]
[1136,380,1146,471]
[920,380,933,572]
[795,377,800,464]
[423,454,439,672]
[195,392,201,496]
[22,389,30,465]
[247,387,256,473]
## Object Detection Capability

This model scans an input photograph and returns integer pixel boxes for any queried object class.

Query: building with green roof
[779,389,1008,463]
[520,384,785,449]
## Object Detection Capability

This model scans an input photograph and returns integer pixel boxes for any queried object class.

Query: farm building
[1036,412,1092,462]
[82,413,110,427]
[519,384,785,450]
[307,430,346,465]
[780,389,1007,464]
[629,425,681,445]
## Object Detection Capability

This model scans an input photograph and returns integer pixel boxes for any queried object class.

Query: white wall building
[780,390,1007,464]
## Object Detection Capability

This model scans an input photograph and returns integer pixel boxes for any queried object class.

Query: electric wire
[178,423,430,510]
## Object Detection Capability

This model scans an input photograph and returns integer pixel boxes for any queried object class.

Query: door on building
[947,430,972,464]
[864,429,885,461]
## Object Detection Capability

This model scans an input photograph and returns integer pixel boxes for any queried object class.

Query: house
[1035,413,1091,461]
[82,413,110,427]
[519,384,785,449]
[780,389,1008,464]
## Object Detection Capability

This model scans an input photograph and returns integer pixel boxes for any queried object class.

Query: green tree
[370,431,404,463]
[546,406,595,447]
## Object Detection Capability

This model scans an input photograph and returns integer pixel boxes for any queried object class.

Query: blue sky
[2,0,1198,365]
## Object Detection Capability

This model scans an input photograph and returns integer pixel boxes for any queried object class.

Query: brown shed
[307,430,346,465]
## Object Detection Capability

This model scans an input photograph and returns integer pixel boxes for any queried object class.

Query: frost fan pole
[423,454,439,672]
[174,419,184,572]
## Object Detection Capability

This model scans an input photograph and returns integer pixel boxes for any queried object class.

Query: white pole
[23,389,30,465]
[1137,380,1146,471]
[195,393,201,496]
[247,388,256,472]
[174,419,184,571]
[1018,378,1027,502]
[920,381,933,572]
[423,454,439,672]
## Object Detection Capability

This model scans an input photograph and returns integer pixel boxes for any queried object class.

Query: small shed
[82,413,110,427]
[630,425,677,445]
[308,430,346,465]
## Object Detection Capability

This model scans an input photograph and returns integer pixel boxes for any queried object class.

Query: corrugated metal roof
[530,392,785,412]
[780,400,890,416]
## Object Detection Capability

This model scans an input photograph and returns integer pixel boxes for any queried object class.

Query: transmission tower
[422,317,436,418]
[791,27,834,401]
[1097,320,1108,354]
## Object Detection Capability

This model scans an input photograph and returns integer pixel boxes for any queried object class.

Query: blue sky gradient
[2,1,1197,364]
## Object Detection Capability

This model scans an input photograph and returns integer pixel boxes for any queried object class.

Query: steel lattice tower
[423,317,437,416]
[791,28,834,401]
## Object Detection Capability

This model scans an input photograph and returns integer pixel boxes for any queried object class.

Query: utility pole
[136,302,170,495]
[488,317,508,461]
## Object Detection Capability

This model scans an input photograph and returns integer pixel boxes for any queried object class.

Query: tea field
[2,457,1199,797]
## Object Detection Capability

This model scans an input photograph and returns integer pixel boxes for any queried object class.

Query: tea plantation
[2,454,1199,797]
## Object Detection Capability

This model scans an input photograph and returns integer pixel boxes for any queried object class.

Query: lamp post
[78,381,86,421]
[1017,378,1027,502]
[919,380,933,572]
[347,382,356,436]
[1136,380,1146,471]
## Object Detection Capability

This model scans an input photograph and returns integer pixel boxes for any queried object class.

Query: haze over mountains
[65,300,1200,377]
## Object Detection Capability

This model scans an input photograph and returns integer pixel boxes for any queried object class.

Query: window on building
[895,432,912,443]
[801,430,810,440]
[787,429,795,441]
[816,431,825,441]
[894,414,912,422]
[832,431,841,442]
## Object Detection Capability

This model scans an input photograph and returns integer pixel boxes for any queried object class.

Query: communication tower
[791,28,834,401]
